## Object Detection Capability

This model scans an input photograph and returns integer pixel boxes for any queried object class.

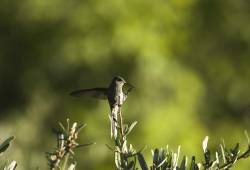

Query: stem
[119,107,125,169]
[119,107,124,137]
[62,153,69,170]
[218,147,250,170]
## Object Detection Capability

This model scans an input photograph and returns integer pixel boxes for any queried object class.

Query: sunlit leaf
[202,136,209,153]
[68,163,76,170]
[220,144,226,164]
[4,161,17,170]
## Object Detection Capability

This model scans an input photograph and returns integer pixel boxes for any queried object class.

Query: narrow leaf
[244,130,250,145]
[76,142,96,148]
[4,161,17,170]
[202,136,209,153]
[190,156,199,170]
[0,136,15,153]
[67,118,70,131]
[231,143,240,156]
[58,122,67,133]
[68,163,76,170]
[204,150,211,165]
[105,144,114,151]
[126,121,137,136]
[180,156,186,170]
[137,153,149,170]
[220,144,226,164]
[127,161,135,169]
[76,123,87,133]
[153,148,160,166]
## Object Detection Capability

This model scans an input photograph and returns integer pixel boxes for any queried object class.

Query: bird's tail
[109,105,119,139]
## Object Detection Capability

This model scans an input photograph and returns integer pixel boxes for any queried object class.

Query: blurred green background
[0,0,250,169]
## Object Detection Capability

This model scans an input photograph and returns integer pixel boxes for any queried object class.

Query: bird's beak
[125,82,134,89]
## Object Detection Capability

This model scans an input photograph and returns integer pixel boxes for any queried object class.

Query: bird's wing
[70,88,107,100]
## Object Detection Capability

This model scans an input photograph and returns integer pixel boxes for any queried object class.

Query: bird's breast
[107,85,124,107]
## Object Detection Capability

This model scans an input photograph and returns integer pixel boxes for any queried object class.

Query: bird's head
[113,76,134,90]
[113,76,126,84]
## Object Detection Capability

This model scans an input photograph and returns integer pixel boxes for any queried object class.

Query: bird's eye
[116,77,122,81]
[115,76,125,82]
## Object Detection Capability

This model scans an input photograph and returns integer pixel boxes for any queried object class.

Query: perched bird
[70,76,134,139]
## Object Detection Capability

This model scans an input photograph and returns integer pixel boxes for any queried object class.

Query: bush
[1,101,250,170]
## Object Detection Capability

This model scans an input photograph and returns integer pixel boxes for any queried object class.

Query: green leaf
[137,153,148,170]
[0,136,15,153]
[125,121,137,136]
[220,144,226,164]
[123,124,129,134]
[153,148,160,167]
[115,138,121,147]
[127,160,135,170]
[179,156,186,170]
[230,143,240,156]
[76,142,96,148]
[58,122,67,133]
[105,144,114,151]
[75,123,87,133]
[242,147,250,158]
[67,118,70,131]
[244,130,250,145]
[204,150,211,167]
[190,156,199,170]
[115,152,121,169]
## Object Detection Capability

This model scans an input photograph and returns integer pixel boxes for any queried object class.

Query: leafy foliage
[0,113,249,170]
[111,119,139,169]
[135,135,250,170]
[46,119,95,170]
[108,103,250,170]
[0,136,14,154]
[0,136,17,170]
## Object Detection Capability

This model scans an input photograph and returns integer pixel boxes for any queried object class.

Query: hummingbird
[70,76,134,139]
